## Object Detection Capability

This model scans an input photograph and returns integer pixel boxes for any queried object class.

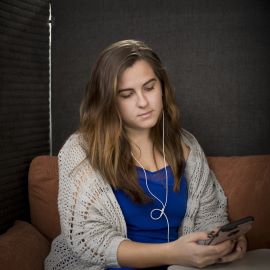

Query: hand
[218,235,247,263]
[167,231,235,268]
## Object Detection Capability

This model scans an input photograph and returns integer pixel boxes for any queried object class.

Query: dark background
[51,0,270,156]
[1,0,269,234]
[0,0,49,234]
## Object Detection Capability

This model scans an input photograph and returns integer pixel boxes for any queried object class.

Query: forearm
[117,240,171,268]
[117,231,236,269]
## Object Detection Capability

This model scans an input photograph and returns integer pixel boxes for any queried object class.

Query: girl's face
[116,59,163,137]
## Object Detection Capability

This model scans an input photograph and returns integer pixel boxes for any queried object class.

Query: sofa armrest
[0,220,50,270]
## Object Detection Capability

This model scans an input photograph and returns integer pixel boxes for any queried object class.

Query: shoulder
[180,128,201,162]
[180,128,199,147]
[181,140,190,162]
[59,132,87,156]
[58,131,89,174]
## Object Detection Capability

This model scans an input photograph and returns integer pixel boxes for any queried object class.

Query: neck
[128,134,153,160]
[126,128,151,146]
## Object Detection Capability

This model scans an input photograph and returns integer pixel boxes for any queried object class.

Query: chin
[136,119,159,130]
[124,114,160,131]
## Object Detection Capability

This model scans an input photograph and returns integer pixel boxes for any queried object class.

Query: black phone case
[205,216,254,245]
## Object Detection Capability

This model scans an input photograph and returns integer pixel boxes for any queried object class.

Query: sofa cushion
[207,155,270,250]
[27,154,270,251]
[28,156,60,241]
[0,220,50,270]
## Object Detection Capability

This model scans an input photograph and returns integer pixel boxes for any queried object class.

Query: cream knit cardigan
[45,129,228,270]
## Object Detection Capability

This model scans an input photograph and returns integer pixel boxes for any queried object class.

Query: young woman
[45,40,247,270]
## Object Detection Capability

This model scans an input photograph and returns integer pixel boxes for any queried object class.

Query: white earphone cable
[131,110,170,242]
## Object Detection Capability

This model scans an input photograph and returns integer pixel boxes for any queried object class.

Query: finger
[199,240,234,261]
[185,231,209,242]
[235,239,247,253]
[236,234,247,244]
[218,248,245,263]
[202,255,221,267]
[213,239,236,257]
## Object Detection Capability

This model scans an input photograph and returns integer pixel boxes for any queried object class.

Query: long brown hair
[79,39,185,203]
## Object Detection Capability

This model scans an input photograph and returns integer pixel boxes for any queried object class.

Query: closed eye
[119,91,133,98]
[145,86,154,91]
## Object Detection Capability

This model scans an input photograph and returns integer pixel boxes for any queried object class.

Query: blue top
[107,165,188,270]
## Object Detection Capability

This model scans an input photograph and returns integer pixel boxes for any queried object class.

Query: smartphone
[204,216,254,245]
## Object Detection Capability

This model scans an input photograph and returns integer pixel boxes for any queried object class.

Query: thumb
[185,231,209,242]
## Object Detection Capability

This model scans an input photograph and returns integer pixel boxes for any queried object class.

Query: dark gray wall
[51,0,270,156]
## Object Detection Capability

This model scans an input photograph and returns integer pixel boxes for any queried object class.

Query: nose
[136,91,148,108]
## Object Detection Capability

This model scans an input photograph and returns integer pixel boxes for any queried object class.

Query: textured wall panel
[0,0,50,234]
[51,0,270,156]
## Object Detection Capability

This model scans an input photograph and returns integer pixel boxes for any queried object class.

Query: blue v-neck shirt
[107,165,188,270]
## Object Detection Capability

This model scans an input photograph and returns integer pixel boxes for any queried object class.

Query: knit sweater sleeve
[194,167,229,231]
[181,129,229,234]
[57,133,127,268]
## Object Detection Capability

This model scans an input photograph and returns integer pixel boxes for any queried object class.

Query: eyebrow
[117,78,157,93]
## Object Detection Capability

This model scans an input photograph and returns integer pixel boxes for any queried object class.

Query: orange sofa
[0,155,270,270]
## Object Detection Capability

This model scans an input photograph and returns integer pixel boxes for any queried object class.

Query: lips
[138,110,152,116]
